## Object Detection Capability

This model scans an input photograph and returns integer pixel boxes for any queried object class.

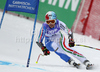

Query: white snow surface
[0,12,100,72]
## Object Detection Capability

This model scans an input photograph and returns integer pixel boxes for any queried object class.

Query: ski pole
[75,44,100,51]
[36,54,44,64]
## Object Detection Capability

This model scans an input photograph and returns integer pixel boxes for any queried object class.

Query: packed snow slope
[0,12,100,72]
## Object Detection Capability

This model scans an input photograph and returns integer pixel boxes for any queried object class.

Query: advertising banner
[5,0,39,14]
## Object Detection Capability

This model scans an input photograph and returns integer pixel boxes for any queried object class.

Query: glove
[41,46,50,55]
[36,42,50,55]
[69,38,75,47]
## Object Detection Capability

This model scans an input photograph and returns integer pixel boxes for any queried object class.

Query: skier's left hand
[69,39,75,47]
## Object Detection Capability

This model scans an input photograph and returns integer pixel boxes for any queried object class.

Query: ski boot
[68,58,80,69]
[83,60,93,70]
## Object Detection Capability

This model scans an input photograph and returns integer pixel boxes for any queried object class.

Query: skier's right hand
[69,38,75,47]
[41,46,50,56]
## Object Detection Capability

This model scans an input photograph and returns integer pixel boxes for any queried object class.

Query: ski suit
[37,19,87,63]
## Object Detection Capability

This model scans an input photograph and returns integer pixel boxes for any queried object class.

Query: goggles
[46,20,56,25]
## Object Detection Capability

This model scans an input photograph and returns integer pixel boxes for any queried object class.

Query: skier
[36,11,93,69]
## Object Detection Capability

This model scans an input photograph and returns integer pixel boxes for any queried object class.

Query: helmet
[45,11,57,21]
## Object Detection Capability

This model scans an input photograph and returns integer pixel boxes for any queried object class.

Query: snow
[0,12,100,72]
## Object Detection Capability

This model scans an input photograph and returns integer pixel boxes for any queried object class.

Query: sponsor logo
[8,0,35,10]
[40,0,80,11]
[12,1,31,5]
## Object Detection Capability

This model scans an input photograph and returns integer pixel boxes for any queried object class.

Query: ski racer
[36,11,93,69]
